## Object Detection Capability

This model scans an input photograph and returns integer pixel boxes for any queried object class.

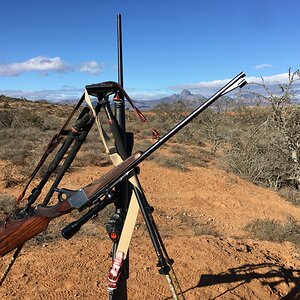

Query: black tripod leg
[102,99,184,299]
[147,207,186,300]
[42,107,97,205]
[22,107,92,212]
[132,184,184,300]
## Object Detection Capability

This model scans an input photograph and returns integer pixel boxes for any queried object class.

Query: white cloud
[79,61,104,75]
[246,72,300,84]
[0,56,70,76]
[169,72,300,96]
[0,56,105,76]
[0,85,171,102]
[255,63,273,69]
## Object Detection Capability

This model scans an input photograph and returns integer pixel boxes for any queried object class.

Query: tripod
[1,71,246,298]
[82,83,185,299]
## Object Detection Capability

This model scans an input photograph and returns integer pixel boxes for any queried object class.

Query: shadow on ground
[165,263,300,299]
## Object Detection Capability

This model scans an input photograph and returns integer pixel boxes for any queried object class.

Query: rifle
[0,151,142,257]
[0,71,247,258]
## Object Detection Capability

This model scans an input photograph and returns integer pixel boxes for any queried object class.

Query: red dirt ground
[0,160,300,299]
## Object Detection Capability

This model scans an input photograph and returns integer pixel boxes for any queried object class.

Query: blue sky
[0,0,299,101]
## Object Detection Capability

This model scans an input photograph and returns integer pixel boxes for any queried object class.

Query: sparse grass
[155,208,219,238]
[278,188,300,206]
[2,168,23,188]
[152,154,190,172]
[133,138,156,153]
[169,144,213,167]
[74,150,112,167]
[246,215,300,245]
[175,210,219,237]
[0,193,17,220]
[148,144,213,172]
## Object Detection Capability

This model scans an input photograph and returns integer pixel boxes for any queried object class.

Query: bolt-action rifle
[0,72,247,258]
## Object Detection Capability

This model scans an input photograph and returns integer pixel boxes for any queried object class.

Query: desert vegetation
[246,215,300,246]
[0,70,300,248]
[1,74,300,299]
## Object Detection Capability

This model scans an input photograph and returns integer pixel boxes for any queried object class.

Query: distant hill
[133,89,208,110]
[3,83,300,109]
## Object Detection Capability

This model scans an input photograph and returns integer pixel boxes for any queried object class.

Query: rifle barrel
[75,72,246,209]
[138,72,246,162]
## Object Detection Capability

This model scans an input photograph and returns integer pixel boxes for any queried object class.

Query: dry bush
[125,110,157,140]
[0,102,64,184]
[0,126,55,182]
[223,121,285,187]
[0,193,17,221]
[153,101,206,146]
[246,215,300,245]
[223,70,300,201]
[156,208,219,238]
[278,188,300,206]
[152,154,190,172]
[223,117,299,190]
[197,109,231,154]
[0,110,14,128]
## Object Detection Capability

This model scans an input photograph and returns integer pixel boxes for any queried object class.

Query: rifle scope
[61,193,116,239]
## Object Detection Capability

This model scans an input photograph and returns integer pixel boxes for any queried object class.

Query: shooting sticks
[0,14,247,300]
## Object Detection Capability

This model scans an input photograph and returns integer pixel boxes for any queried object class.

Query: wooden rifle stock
[0,199,74,257]
[0,216,50,257]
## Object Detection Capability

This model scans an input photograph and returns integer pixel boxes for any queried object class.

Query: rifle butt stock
[0,216,50,257]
